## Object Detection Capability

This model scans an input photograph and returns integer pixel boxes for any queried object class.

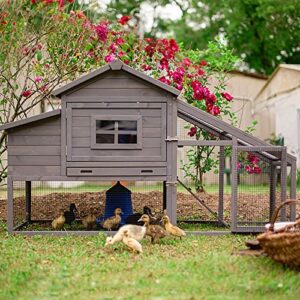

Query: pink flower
[175,83,183,91]
[200,60,207,66]
[253,166,262,174]
[40,85,48,92]
[142,64,152,71]
[221,92,233,101]
[95,23,108,42]
[159,57,169,70]
[159,76,171,85]
[109,43,116,53]
[211,105,221,116]
[172,71,183,84]
[115,37,124,45]
[237,162,242,170]
[35,77,43,83]
[198,69,205,76]
[188,126,197,137]
[176,67,185,75]
[104,53,116,63]
[245,165,252,173]
[117,51,125,57]
[118,15,131,25]
[22,90,32,97]
[181,58,192,68]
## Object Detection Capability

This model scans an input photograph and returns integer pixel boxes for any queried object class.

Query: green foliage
[108,0,300,75]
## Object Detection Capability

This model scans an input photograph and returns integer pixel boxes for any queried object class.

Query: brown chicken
[162,215,186,239]
[51,210,66,230]
[102,208,122,230]
[82,213,97,230]
[138,214,168,244]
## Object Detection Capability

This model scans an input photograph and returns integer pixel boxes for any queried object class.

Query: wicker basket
[257,200,300,267]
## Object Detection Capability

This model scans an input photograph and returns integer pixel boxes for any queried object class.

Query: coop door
[66,102,166,164]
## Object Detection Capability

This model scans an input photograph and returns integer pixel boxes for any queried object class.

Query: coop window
[91,115,142,149]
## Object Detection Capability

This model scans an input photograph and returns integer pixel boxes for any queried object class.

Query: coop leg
[290,161,297,221]
[218,146,225,226]
[280,147,287,221]
[269,165,277,220]
[7,177,13,233]
[25,181,32,223]
[163,181,167,211]
[166,182,177,225]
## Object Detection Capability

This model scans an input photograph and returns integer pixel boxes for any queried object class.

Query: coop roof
[0,109,61,131]
[52,60,180,98]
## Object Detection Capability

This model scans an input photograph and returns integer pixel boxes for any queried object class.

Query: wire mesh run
[11,181,163,232]
[236,150,272,227]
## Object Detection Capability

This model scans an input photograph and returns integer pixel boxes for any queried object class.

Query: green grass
[0,222,299,300]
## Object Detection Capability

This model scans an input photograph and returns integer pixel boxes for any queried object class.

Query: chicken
[122,230,143,254]
[138,214,168,244]
[102,208,122,230]
[82,213,97,230]
[51,210,66,230]
[105,224,146,246]
[64,203,78,225]
[162,215,186,239]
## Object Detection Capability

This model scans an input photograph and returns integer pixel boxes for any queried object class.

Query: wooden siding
[7,116,61,176]
[66,70,168,100]
[67,103,166,163]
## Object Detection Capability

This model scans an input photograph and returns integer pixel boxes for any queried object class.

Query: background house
[253,64,300,166]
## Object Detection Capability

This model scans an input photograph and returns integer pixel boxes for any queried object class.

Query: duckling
[82,212,97,230]
[105,224,146,246]
[138,214,168,244]
[51,210,66,230]
[125,206,156,225]
[122,230,143,254]
[64,203,78,225]
[162,215,186,239]
[102,208,123,231]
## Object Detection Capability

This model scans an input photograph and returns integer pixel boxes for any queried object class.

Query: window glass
[118,134,137,144]
[96,120,115,130]
[96,134,114,144]
[118,120,137,131]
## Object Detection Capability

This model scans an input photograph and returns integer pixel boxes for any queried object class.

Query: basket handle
[269,200,300,231]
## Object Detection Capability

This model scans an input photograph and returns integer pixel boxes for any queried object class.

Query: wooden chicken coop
[0,60,297,235]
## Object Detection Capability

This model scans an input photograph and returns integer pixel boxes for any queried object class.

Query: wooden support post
[218,145,225,226]
[163,181,167,211]
[269,164,277,220]
[231,138,238,232]
[280,147,287,221]
[7,177,13,233]
[290,160,297,220]
[166,96,177,224]
[25,181,32,223]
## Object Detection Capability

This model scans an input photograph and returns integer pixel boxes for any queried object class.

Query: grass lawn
[0,222,299,300]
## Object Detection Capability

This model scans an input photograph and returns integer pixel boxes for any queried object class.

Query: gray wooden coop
[0,60,297,235]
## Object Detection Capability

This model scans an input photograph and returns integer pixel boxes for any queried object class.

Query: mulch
[0,190,292,222]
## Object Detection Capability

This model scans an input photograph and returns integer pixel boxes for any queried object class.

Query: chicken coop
[0,60,297,235]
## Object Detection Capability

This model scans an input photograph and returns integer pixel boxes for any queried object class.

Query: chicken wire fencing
[177,144,230,231]
[11,180,164,232]
[232,148,292,232]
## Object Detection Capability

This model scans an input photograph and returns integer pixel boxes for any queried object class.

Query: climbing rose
[118,15,131,25]
[211,105,221,116]
[158,76,171,85]
[22,90,32,97]
[115,37,124,45]
[104,53,116,63]
[95,23,108,42]
[142,64,152,71]
[221,92,233,101]
[200,60,207,66]
[181,58,192,68]
[35,77,43,83]
[188,126,197,137]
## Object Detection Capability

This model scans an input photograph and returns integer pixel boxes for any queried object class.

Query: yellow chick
[51,210,66,230]
[102,208,123,231]
[162,215,186,239]
[82,213,97,230]
[122,230,143,254]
